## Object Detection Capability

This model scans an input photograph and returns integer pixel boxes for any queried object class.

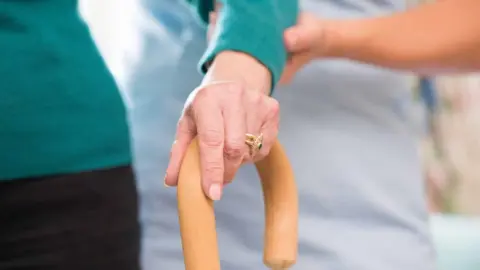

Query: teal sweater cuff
[197,0,298,92]
[188,0,214,25]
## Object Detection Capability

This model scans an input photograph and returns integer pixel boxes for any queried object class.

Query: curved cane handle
[177,139,298,270]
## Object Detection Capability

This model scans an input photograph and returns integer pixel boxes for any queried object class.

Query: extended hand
[208,12,328,85]
[281,13,329,84]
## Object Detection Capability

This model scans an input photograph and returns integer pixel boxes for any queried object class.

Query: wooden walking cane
[177,139,298,270]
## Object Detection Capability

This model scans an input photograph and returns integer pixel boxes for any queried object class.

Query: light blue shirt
[123,0,437,269]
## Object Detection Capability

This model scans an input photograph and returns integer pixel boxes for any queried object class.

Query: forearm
[201,2,270,94]
[199,0,298,92]
[327,0,480,74]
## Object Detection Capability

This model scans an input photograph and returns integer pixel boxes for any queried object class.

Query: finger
[284,27,310,52]
[223,91,248,183]
[165,115,196,187]
[280,51,313,84]
[195,95,225,201]
[284,13,320,52]
[254,98,280,162]
[244,91,264,162]
[279,56,299,85]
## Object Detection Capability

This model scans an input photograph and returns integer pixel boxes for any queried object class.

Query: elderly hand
[164,51,280,201]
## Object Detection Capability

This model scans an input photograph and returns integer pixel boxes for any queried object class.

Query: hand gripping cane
[177,139,298,270]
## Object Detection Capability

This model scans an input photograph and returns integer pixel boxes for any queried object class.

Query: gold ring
[245,133,263,157]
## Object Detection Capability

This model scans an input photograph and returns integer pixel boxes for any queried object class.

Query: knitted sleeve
[184,0,298,90]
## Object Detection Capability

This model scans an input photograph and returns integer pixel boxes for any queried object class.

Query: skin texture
[164,51,279,201]
[281,0,480,83]
[166,0,291,201]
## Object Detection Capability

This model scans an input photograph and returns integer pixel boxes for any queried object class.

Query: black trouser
[0,166,140,270]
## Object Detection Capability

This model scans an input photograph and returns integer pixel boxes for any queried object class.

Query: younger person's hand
[209,12,326,85]
[281,13,329,84]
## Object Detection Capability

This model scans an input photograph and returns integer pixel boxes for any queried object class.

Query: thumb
[284,27,311,52]
[280,51,315,84]
[284,13,321,52]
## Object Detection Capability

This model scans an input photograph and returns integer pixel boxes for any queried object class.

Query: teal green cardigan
[0,0,297,180]
[188,0,298,87]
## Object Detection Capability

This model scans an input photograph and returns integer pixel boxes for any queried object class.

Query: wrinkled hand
[165,8,279,201]
[164,81,280,201]
[281,13,328,84]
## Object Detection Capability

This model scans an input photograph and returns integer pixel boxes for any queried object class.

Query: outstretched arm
[327,0,480,74]
[283,0,480,79]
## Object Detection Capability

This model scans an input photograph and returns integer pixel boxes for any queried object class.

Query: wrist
[202,51,272,95]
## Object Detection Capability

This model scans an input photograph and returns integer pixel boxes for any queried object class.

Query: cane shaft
[178,139,297,269]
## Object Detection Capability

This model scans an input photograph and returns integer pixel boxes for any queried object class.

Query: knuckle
[250,92,263,106]
[204,161,223,177]
[226,83,244,95]
[199,129,223,148]
[193,87,211,104]
[224,141,245,160]
[268,98,280,115]
[194,83,243,107]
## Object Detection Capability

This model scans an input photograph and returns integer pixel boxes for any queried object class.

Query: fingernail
[208,184,223,201]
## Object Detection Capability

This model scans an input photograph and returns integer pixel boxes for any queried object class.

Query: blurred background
[79,0,480,269]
